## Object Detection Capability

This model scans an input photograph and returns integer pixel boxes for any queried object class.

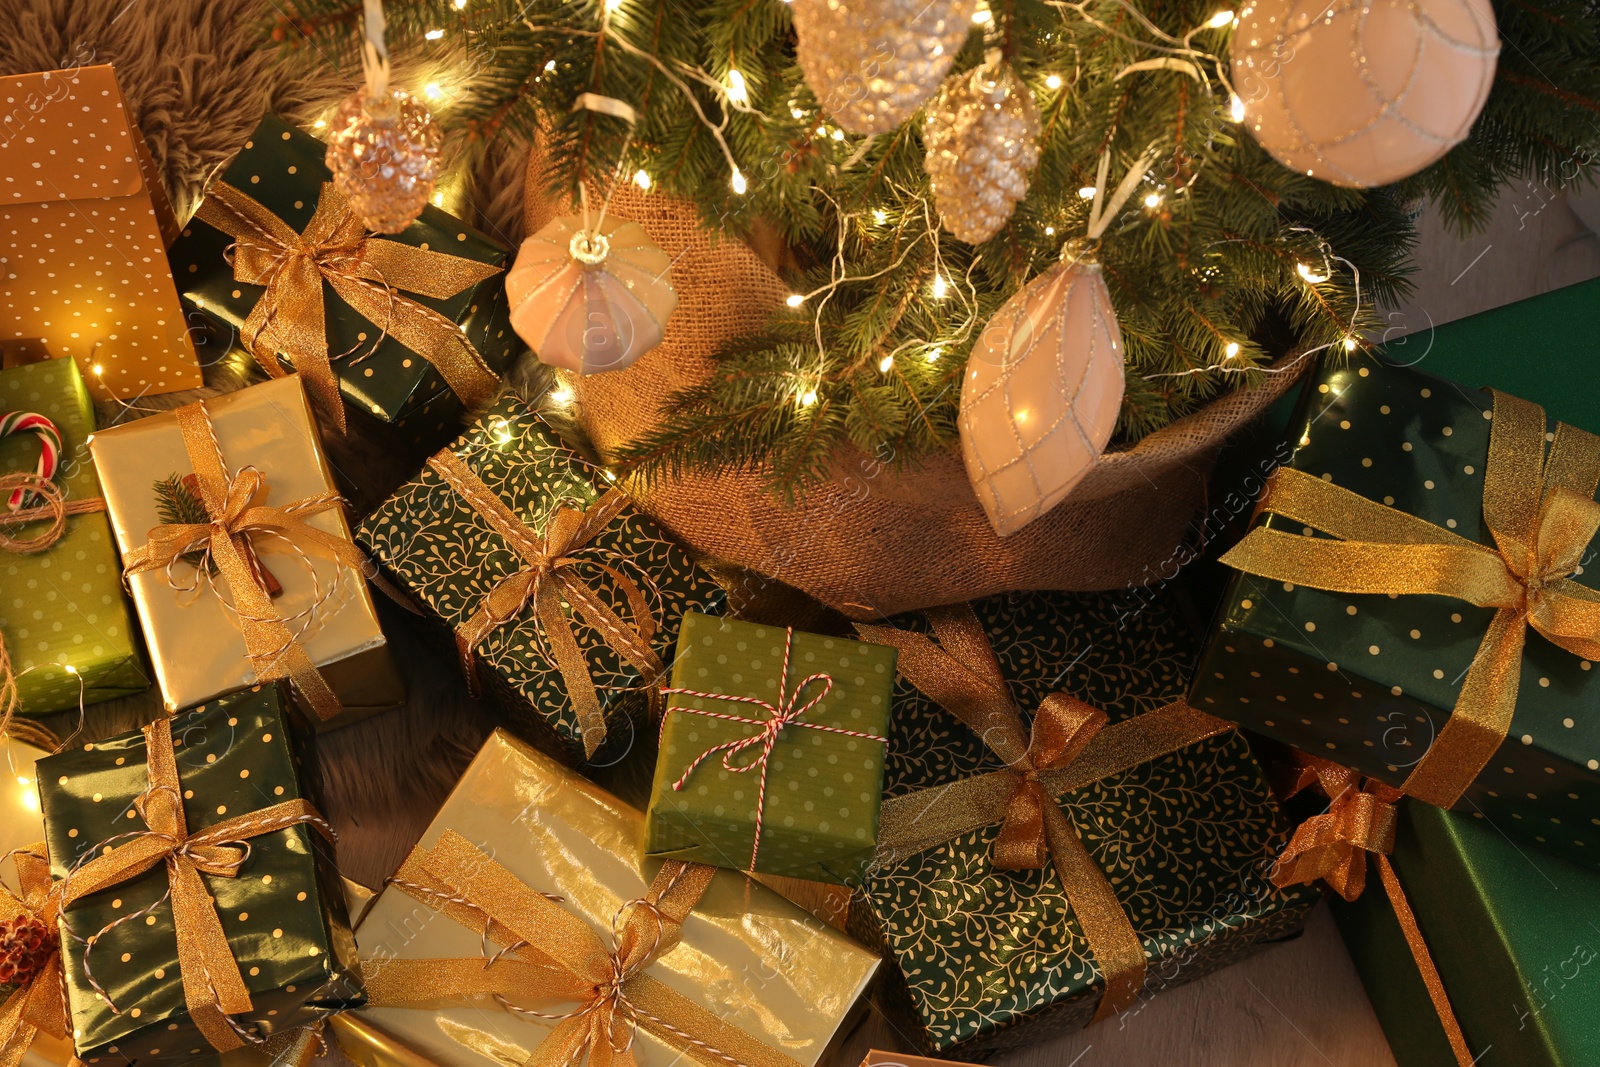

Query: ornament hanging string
[570,93,640,250]
[361,0,392,104]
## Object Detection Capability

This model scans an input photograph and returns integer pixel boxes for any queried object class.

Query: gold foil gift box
[86,375,403,725]
[347,729,880,1067]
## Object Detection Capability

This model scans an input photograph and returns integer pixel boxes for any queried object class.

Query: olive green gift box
[0,356,146,716]
[36,684,364,1067]
[642,612,896,886]
[356,394,727,767]
[1190,353,1600,871]
[848,591,1316,1060]
[168,113,521,451]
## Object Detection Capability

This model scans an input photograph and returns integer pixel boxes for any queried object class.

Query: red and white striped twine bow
[660,627,888,872]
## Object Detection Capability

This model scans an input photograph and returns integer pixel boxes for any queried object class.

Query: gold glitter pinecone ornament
[792,0,977,135]
[324,86,443,234]
[923,63,1041,245]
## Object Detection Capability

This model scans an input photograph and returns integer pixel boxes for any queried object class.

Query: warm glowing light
[550,386,574,406]
[1044,226,1055,235]
[872,209,888,224]
[432,193,445,207]
[926,346,943,363]
[634,169,652,190]
[1297,262,1330,283]
[1078,186,1098,199]
[730,168,747,194]
[64,664,79,675]
[1224,342,1241,359]
[799,388,818,407]
[878,354,894,373]
[605,0,623,10]
[1045,74,1062,90]
[971,6,992,23]
[423,83,444,100]
[1230,94,1246,122]
[91,363,103,376]
[931,274,948,299]
[424,28,445,39]
[1143,192,1162,208]
[544,60,557,72]
[791,108,806,119]
[603,469,618,482]
[453,0,468,8]
[1207,9,1235,26]
[786,294,805,308]
[831,128,845,141]
[1343,337,1358,351]
[313,118,327,129]
[490,418,513,443]
[726,69,749,105]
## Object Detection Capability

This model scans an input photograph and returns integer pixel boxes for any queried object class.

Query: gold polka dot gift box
[0,64,203,399]
[1191,353,1600,871]
[642,612,897,886]
[1,356,148,717]
[34,684,366,1067]
[846,591,1315,1060]
[168,113,521,452]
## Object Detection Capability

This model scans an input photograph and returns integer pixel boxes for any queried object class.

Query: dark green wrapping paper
[1329,799,1600,1067]
[1190,356,1600,869]
[168,114,521,450]
[849,591,1315,1060]
[355,395,727,766]
[643,612,895,885]
[37,685,364,1067]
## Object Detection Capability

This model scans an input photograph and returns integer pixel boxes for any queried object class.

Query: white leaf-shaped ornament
[506,214,678,375]
[958,258,1125,537]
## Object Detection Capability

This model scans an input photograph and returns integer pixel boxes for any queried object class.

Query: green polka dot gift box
[168,113,522,454]
[847,591,1315,1060]
[1191,352,1600,872]
[36,684,365,1067]
[356,394,727,767]
[642,612,897,886]
[0,356,148,716]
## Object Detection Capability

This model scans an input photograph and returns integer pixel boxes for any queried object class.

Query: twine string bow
[0,845,70,1067]
[363,830,804,1067]
[428,450,663,758]
[661,627,887,872]
[856,604,1236,1024]
[195,180,503,433]
[57,717,335,1054]
[121,402,373,721]
[1221,390,1600,808]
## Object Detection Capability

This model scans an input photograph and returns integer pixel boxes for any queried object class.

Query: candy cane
[0,412,62,510]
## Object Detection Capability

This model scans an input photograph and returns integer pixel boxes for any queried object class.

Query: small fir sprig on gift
[152,474,283,596]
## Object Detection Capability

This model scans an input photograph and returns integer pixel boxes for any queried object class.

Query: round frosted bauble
[507,214,678,375]
[959,259,1125,537]
[1231,0,1499,188]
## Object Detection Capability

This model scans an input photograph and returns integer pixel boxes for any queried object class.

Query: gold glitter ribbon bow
[56,716,334,1055]
[1267,751,1473,1067]
[363,830,804,1067]
[855,604,1234,1023]
[0,844,72,1067]
[1219,390,1600,809]
[195,180,503,433]
[121,401,373,721]
[428,450,663,758]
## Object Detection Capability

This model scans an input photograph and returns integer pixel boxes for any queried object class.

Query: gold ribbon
[57,716,335,1054]
[428,450,663,758]
[121,401,372,721]
[195,180,503,433]
[855,605,1235,1023]
[363,830,804,1067]
[1268,752,1473,1067]
[1221,390,1600,808]
[0,845,71,1067]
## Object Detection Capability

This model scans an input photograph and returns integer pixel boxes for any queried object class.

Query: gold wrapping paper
[86,376,402,721]
[351,730,879,1067]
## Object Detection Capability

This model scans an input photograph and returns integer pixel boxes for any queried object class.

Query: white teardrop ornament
[507,214,678,375]
[959,253,1125,537]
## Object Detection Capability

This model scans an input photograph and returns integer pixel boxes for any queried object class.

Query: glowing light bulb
[605,0,623,10]
[550,385,574,406]
[432,193,445,207]
[872,209,887,224]
[423,83,443,100]
[878,354,894,373]
[1143,192,1162,208]
[971,6,992,23]
[1045,74,1062,89]
[634,169,652,190]
[1224,342,1241,359]
[454,0,468,8]
[931,274,948,299]
[1230,94,1246,122]
[726,69,749,105]
[603,469,618,482]
[831,128,845,141]
[313,118,327,129]
[1296,262,1330,284]
[799,388,818,407]
[490,418,513,444]
[1045,226,1055,235]
[1343,337,1358,351]
[791,108,806,119]
[786,294,805,308]
[1078,186,1098,199]
[91,363,103,376]
[926,346,943,363]
[424,28,445,39]
[545,60,557,72]
[730,168,747,195]
[1207,9,1235,26]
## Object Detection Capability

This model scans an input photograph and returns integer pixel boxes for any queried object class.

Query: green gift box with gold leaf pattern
[356,394,726,767]
[642,612,897,886]
[0,356,147,716]
[37,683,364,1067]
[846,590,1315,1060]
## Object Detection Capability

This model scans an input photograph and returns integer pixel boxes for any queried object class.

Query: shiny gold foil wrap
[351,730,879,1067]
[86,376,403,722]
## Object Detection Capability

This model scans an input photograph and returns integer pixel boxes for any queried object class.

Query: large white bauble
[506,214,678,375]
[791,0,976,135]
[1231,0,1499,188]
[959,257,1125,538]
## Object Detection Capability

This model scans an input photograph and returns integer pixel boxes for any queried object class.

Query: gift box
[849,590,1316,1059]
[356,395,725,765]
[860,1052,981,1067]
[1190,354,1600,868]
[349,729,880,1067]
[36,684,365,1067]
[0,357,147,716]
[0,64,203,398]
[87,374,404,726]
[169,114,520,449]
[1328,798,1600,1066]
[642,612,895,885]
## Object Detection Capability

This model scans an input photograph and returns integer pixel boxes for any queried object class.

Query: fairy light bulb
[799,388,818,407]
[1297,262,1330,283]
[786,294,805,307]
[634,169,652,190]
[424,28,444,39]
[1224,342,1241,359]
[1045,74,1062,89]
[872,209,888,224]
[1207,9,1235,26]
[1078,186,1098,199]
[931,274,949,299]
[1143,192,1162,208]
[1229,94,1246,123]
[726,69,749,105]
[1343,337,1358,351]
[926,346,943,362]
[878,354,894,373]
[730,167,747,194]
[549,385,574,406]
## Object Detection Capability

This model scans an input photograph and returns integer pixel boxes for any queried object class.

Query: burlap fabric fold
[525,162,1305,619]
